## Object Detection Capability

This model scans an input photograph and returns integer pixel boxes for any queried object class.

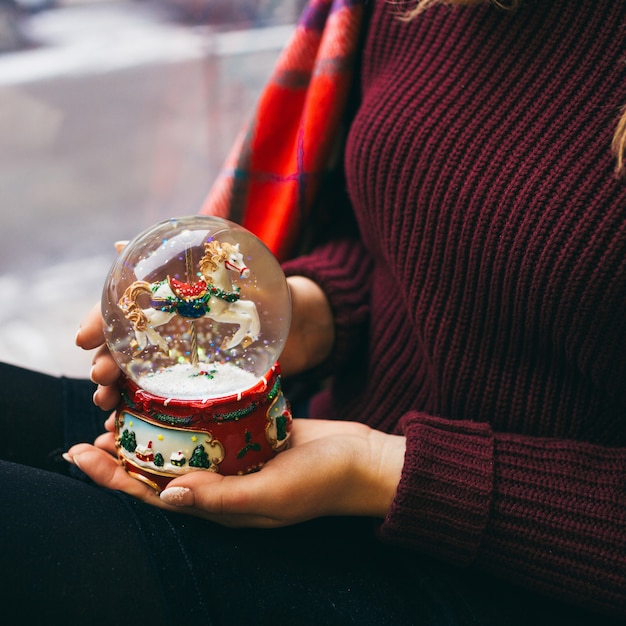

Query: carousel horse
[119,240,260,353]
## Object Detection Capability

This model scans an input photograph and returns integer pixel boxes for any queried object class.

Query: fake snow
[137,361,259,400]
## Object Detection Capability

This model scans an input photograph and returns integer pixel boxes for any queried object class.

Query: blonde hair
[403,0,518,18]
[403,0,626,176]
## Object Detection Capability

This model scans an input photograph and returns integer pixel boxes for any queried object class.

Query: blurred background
[0,0,304,377]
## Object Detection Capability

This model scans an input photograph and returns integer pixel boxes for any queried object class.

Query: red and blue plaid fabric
[199,0,365,262]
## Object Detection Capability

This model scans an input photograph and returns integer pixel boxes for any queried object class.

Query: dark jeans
[0,363,615,625]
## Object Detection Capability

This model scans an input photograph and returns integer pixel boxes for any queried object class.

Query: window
[0,0,301,376]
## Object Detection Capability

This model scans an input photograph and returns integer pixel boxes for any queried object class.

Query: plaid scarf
[199,0,366,262]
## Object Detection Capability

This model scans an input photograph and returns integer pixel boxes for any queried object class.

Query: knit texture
[281,0,626,618]
[200,0,626,618]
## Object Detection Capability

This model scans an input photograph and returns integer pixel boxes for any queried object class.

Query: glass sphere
[102,216,291,401]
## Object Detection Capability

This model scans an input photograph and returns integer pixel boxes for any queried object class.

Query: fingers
[64,418,386,528]
[90,343,119,383]
[103,412,116,432]
[93,430,117,455]
[114,240,129,254]
[76,302,122,410]
[92,386,120,412]
[64,444,272,523]
[76,302,105,350]
[89,344,122,410]
[161,470,283,528]
[157,420,372,523]
[65,444,161,504]
[161,471,225,511]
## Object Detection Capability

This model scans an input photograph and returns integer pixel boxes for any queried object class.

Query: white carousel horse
[119,240,260,353]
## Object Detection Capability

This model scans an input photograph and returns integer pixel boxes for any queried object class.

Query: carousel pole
[185,246,199,367]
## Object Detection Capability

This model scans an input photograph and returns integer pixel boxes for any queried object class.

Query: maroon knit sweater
[282,0,626,618]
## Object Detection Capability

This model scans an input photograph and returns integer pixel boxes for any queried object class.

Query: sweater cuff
[379,414,494,565]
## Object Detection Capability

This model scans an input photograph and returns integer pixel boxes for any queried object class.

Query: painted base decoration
[115,363,292,492]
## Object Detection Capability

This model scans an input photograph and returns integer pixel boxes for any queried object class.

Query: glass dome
[102,216,291,401]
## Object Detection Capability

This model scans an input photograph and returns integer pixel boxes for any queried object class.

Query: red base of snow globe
[115,363,292,492]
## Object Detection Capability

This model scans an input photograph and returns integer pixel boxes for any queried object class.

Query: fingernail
[160,486,192,506]
[63,452,84,471]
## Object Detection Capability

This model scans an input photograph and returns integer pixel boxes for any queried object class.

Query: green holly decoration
[237,430,262,459]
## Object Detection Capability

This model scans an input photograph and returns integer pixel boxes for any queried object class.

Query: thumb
[159,470,229,509]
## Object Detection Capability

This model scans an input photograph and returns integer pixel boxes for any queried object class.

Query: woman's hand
[71,272,382,527]
[272,275,335,377]
[75,302,122,411]
[64,419,406,527]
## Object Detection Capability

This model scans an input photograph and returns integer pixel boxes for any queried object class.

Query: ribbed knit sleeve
[282,238,374,372]
[380,414,626,617]
[481,433,626,616]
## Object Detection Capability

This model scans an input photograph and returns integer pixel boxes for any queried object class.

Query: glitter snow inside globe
[102,216,293,491]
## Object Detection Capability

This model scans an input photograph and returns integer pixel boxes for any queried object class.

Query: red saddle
[168,277,208,301]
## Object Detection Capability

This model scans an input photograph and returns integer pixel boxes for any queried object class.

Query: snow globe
[102,216,293,492]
